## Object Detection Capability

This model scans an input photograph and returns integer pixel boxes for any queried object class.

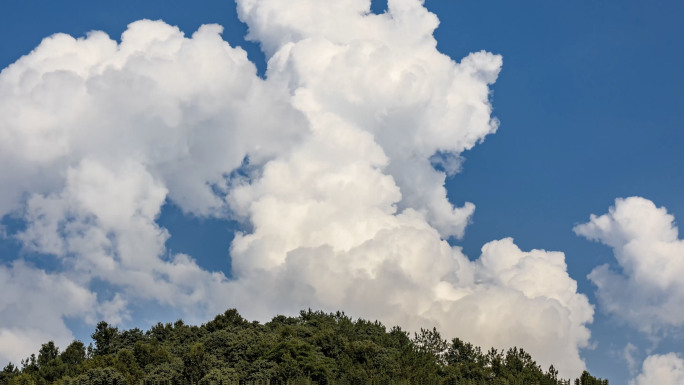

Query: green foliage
[77,367,126,385]
[92,322,119,357]
[114,349,144,384]
[0,363,19,385]
[61,341,86,369]
[7,373,34,385]
[9,308,609,385]
[575,370,610,385]
[198,368,238,385]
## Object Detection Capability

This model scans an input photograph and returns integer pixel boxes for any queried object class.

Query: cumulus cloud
[574,197,684,334]
[0,0,593,377]
[630,353,684,385]
[0,17,297,363]
[0,20,304,218]
[0,261,96,365]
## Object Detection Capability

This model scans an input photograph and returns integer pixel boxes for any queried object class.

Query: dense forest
[0,309,609,385]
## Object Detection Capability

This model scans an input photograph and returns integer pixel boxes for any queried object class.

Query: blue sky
[1,0,683,383]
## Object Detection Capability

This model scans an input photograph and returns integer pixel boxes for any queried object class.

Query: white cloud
[249,0,501,239]
[0,20,305,218]
[0,18,297,358]
[228,230,592,376]
[0,0,593,377]
[17,158,235,320]
[624,343,639,374]
[574,197,684,334]
[630,353,684,385]
[0,261,96,365]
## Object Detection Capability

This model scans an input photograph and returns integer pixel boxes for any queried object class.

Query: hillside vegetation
[0,309,608,385]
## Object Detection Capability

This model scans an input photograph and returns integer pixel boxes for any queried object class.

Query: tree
[8,373,33,385]
[36,341,65,383]
[204,309,249,332]
[577,370,609,385]
[143,360,183,384]
[92,322,119,356]
[0,363,19,385]
[182,343,215,384]
[20,355,37,376]
[61,341,86,367]
[412,327,448,365]
[445,338,485,380]
[114,349,144,384]
[198,368,238,385]
[8,308,611,385]
[77,367,125,385]
[547,365,559,382]
[37,342,59,368]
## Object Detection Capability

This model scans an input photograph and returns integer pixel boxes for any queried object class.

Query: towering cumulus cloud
[0,0,592,377]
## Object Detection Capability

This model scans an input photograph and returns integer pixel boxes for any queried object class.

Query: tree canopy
[0,309,609,385]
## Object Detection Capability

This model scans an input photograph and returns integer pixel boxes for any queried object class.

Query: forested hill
[0,309,609,385]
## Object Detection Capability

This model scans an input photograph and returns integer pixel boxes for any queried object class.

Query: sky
[0,0,683,383]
